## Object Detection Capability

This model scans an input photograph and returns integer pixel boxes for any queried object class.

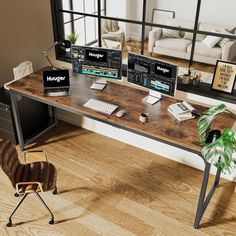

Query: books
[168,101,195,121]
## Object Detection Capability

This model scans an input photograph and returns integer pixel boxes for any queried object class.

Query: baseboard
[56,108,236,182]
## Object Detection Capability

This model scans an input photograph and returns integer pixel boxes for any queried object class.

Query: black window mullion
[189,0,202,71]
[83,0,87,44]
[69,0,75,33]
[97,0,102,47]
[140,0,147,55]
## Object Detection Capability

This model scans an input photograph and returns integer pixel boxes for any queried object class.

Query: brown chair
[0,139,57,227]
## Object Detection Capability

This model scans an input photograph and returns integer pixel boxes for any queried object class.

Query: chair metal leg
[7,193,28,227]
[35,192,55,224]
[52,186,57,195]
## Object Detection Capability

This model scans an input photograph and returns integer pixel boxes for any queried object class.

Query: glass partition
[199,0,236,35]
[146,0,197,29]
[62,13,98,46]
[104,0,143,21]
[53,0,236,103]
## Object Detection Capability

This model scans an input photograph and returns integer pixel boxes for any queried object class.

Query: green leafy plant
[197,104,236,173]
[67,32,78,44]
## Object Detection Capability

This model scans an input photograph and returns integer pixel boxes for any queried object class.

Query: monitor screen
[127,53,178,97]
[71,45,122,80]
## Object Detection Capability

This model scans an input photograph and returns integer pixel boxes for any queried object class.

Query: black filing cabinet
[0,87,17,143]
[0,87,52,144]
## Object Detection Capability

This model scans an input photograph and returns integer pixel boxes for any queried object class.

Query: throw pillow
[217,29,233,48]
[162,29,180,38]
[183,32,206,42]
[202,32,221,48]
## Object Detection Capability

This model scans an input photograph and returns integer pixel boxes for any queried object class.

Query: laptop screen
[43,70,70,88]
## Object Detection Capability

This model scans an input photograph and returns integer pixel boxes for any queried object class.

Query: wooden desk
[6,67,235,228]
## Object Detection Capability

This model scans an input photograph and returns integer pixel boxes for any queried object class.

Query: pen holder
[179,74,192,85]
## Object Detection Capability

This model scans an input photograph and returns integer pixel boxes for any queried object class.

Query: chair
[101,19,125,48]
[0,139,57,227]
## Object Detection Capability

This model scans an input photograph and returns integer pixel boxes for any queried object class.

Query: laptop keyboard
[46,88,69,93]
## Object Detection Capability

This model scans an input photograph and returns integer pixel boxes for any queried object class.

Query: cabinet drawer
[0,128,17,144]
[0,102,10,111]
[0,107,12,121]
[0,117,14,133]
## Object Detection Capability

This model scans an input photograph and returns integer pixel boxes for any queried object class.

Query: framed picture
[211,60,236,94]
[152,9,175,26]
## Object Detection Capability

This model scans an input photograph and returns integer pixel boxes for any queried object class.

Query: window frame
[50,0,236,104]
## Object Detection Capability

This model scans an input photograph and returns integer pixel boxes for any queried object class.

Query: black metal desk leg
[52,106,58,127]
[194,162,221,228]
[10,93,25,150]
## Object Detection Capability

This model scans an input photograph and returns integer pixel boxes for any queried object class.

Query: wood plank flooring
[1,122,236,235]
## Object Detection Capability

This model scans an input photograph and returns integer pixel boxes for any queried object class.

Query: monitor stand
[142,90,162,105]
[90,78,107,90]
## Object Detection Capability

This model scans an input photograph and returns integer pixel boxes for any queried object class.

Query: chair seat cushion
[155,38,192,52]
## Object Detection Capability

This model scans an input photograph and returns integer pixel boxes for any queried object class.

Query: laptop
[43,70,70,96]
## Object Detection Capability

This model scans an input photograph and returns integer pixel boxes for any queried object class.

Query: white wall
[147,0,197,23]
[147,0,236,28]
[106,0,127,35]
[200,0,236,27]
[0,0,54,87]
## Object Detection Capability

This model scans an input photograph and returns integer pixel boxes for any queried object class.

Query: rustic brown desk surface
[7,67,235,154]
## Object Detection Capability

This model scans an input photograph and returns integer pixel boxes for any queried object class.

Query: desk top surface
[6,67,236,154]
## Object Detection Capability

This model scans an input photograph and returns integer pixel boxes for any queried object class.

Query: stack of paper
[168,101,195,121]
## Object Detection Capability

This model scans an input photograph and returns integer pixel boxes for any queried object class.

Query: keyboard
[44,87,70,96]
[83,98,118,115]
[45,88,69,93]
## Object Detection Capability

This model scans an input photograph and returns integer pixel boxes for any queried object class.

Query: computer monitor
[71,45,122,80]
[127,53,178,104]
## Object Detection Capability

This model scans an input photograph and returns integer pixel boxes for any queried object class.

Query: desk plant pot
[197,104,236,173]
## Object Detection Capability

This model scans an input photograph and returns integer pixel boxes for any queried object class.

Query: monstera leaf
[201,128,236,173]
[197,104,228,143]
[197,104,236,173]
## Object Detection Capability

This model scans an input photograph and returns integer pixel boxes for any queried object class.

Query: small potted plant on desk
[65,32,79,57]
[197,104,236,173]
[67,32,79,45]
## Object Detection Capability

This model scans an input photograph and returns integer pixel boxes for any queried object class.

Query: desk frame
[9,90,222,229]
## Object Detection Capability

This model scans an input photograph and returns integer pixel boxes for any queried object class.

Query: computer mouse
[116,109,127,118]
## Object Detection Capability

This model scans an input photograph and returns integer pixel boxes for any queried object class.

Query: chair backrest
[0,139,21,187]
[102,19,119,34]
[0,139,57,192]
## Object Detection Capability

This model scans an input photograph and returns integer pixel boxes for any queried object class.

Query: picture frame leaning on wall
[151,9,175,28]
[211,60,236,94]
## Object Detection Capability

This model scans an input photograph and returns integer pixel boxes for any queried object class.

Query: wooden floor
[1,122,236,235]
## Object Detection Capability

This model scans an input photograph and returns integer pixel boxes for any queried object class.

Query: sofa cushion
[167,18,195,37]
[183,32,206,42]
[155,38,192,52]
[187,42,222,59]
[202,32,221,48]
[162,29,180,38]
[199,22,234,33]
[217,29,234,48]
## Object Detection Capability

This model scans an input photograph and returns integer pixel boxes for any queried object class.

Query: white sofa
[148,18,236,65]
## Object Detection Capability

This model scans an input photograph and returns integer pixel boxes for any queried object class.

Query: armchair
[0,139,57,227]
[101,19,125,48]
